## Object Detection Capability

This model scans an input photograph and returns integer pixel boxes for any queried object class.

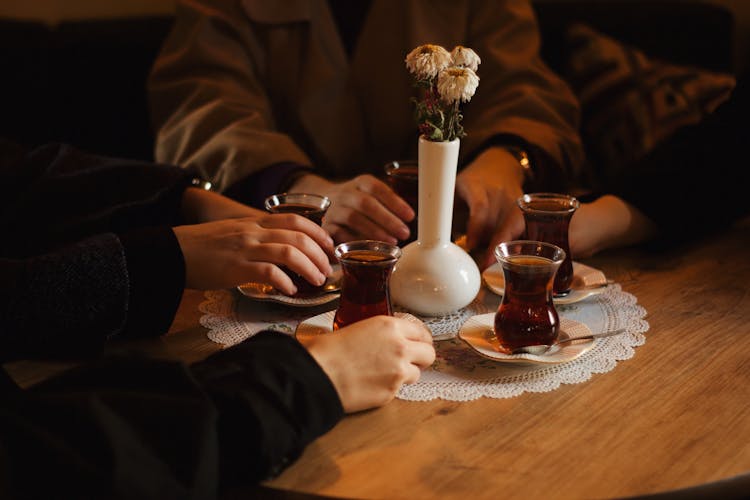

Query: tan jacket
[149,0,584,191]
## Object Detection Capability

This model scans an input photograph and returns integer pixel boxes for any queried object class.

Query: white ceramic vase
[390,136,481,316]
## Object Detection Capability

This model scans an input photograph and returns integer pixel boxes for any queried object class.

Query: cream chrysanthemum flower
[450,46,481,72]
[405,44,452,80]
[437,67,479,104]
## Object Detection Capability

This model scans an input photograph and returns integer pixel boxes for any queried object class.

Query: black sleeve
[0,226,185,362]
[0,332,344,499]
[0,141,193,258]
[0,141,191,361]
[606,78,750,243]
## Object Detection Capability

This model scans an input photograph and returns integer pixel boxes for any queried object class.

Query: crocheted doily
[200,284,648,400]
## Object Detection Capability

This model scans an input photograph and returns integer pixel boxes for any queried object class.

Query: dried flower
[450,46,481,72]
[437,67,480,104]
[405,44,481,142]
[405,44,452,80]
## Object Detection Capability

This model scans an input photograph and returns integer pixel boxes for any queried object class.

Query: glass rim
[383,159,418,175]
[264,192,331,211]
[334,239,402,263]
[494,239,566,266]
[517,192,580,214]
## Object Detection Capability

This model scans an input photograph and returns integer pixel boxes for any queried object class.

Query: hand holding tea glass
[333,240,401,330]
[384,160,419,246]
[264,192,333,296]
[493,240,565,354]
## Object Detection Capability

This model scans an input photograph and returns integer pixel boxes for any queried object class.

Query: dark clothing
[602,78,750,243]
[1,332,343,498]
[0,142,344,497]
[0,141,188,360]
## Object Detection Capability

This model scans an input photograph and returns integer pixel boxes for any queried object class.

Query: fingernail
[317,272,326,285]
[326,235,334,247]
[398,225,410,239]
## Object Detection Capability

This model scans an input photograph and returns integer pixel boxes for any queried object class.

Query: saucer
[295,310,423,342]
[458,313,594,365]
[482,261,608,304]
[237,264,341,307]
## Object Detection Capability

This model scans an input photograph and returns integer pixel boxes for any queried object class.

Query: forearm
[181,187,265,223]
[569,195,658,257]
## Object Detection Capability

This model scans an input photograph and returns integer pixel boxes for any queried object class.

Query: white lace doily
[201,291,489,345]
[399,284,648,401]
[199,284,648,400]
[398,301,491,340]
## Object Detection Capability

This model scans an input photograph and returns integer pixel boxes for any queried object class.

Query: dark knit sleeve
[608,79,750,243]
[0,226,186,361]
[0,332,343,498]
[0,233,129,361]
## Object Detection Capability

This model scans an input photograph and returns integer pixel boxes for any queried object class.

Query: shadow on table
[628,471,750,499]
[223,485,338,500]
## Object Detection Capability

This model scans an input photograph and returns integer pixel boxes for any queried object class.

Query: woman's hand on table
[302,315,436,413]
[173,214,334,294]
[569,195,658,258]
[291,173,415,245]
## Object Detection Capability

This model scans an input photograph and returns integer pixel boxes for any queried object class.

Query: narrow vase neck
[418,137,460,246]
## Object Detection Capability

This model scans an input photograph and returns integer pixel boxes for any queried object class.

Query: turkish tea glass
[384,160,418,246]
[264,192,331,226]
[493,240,565,354]
[264,192,331,296]
[518,193,579,296]
[333,240,401,330]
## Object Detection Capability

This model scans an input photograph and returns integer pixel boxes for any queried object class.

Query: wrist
[503,146,534,188]
[468,147,526,188]
[288,173,331,193]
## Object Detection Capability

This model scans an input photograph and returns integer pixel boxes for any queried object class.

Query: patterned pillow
[565,23,735,188]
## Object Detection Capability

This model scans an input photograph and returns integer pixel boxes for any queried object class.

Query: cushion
[564,23,736,188]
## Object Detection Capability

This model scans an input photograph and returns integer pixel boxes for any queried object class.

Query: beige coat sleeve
[460,0,584,177]
[148,0,311,191]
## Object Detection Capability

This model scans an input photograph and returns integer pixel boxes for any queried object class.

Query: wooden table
[6,221,750,498]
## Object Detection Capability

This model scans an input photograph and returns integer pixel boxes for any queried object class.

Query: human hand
[302,315,436,413]
[291,173,414,244]
[181,187,266,223]
[173,213,334,293]
[569,195,658,258]
[455,147,526,269]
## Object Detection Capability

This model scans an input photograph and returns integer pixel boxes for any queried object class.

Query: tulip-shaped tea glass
[384,160,418,246]
[264,192,331,296]
[333,240,401,330]
[493,240,566,354]
[518,193,579,296]
[265,192,331,225]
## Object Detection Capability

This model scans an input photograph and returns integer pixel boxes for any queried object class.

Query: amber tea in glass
[264,193,331,296]
[518,193,579,296]
[333,240,401,330]
[265,192,331,226]
[493,240,565,353]
[384,160,418,246]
